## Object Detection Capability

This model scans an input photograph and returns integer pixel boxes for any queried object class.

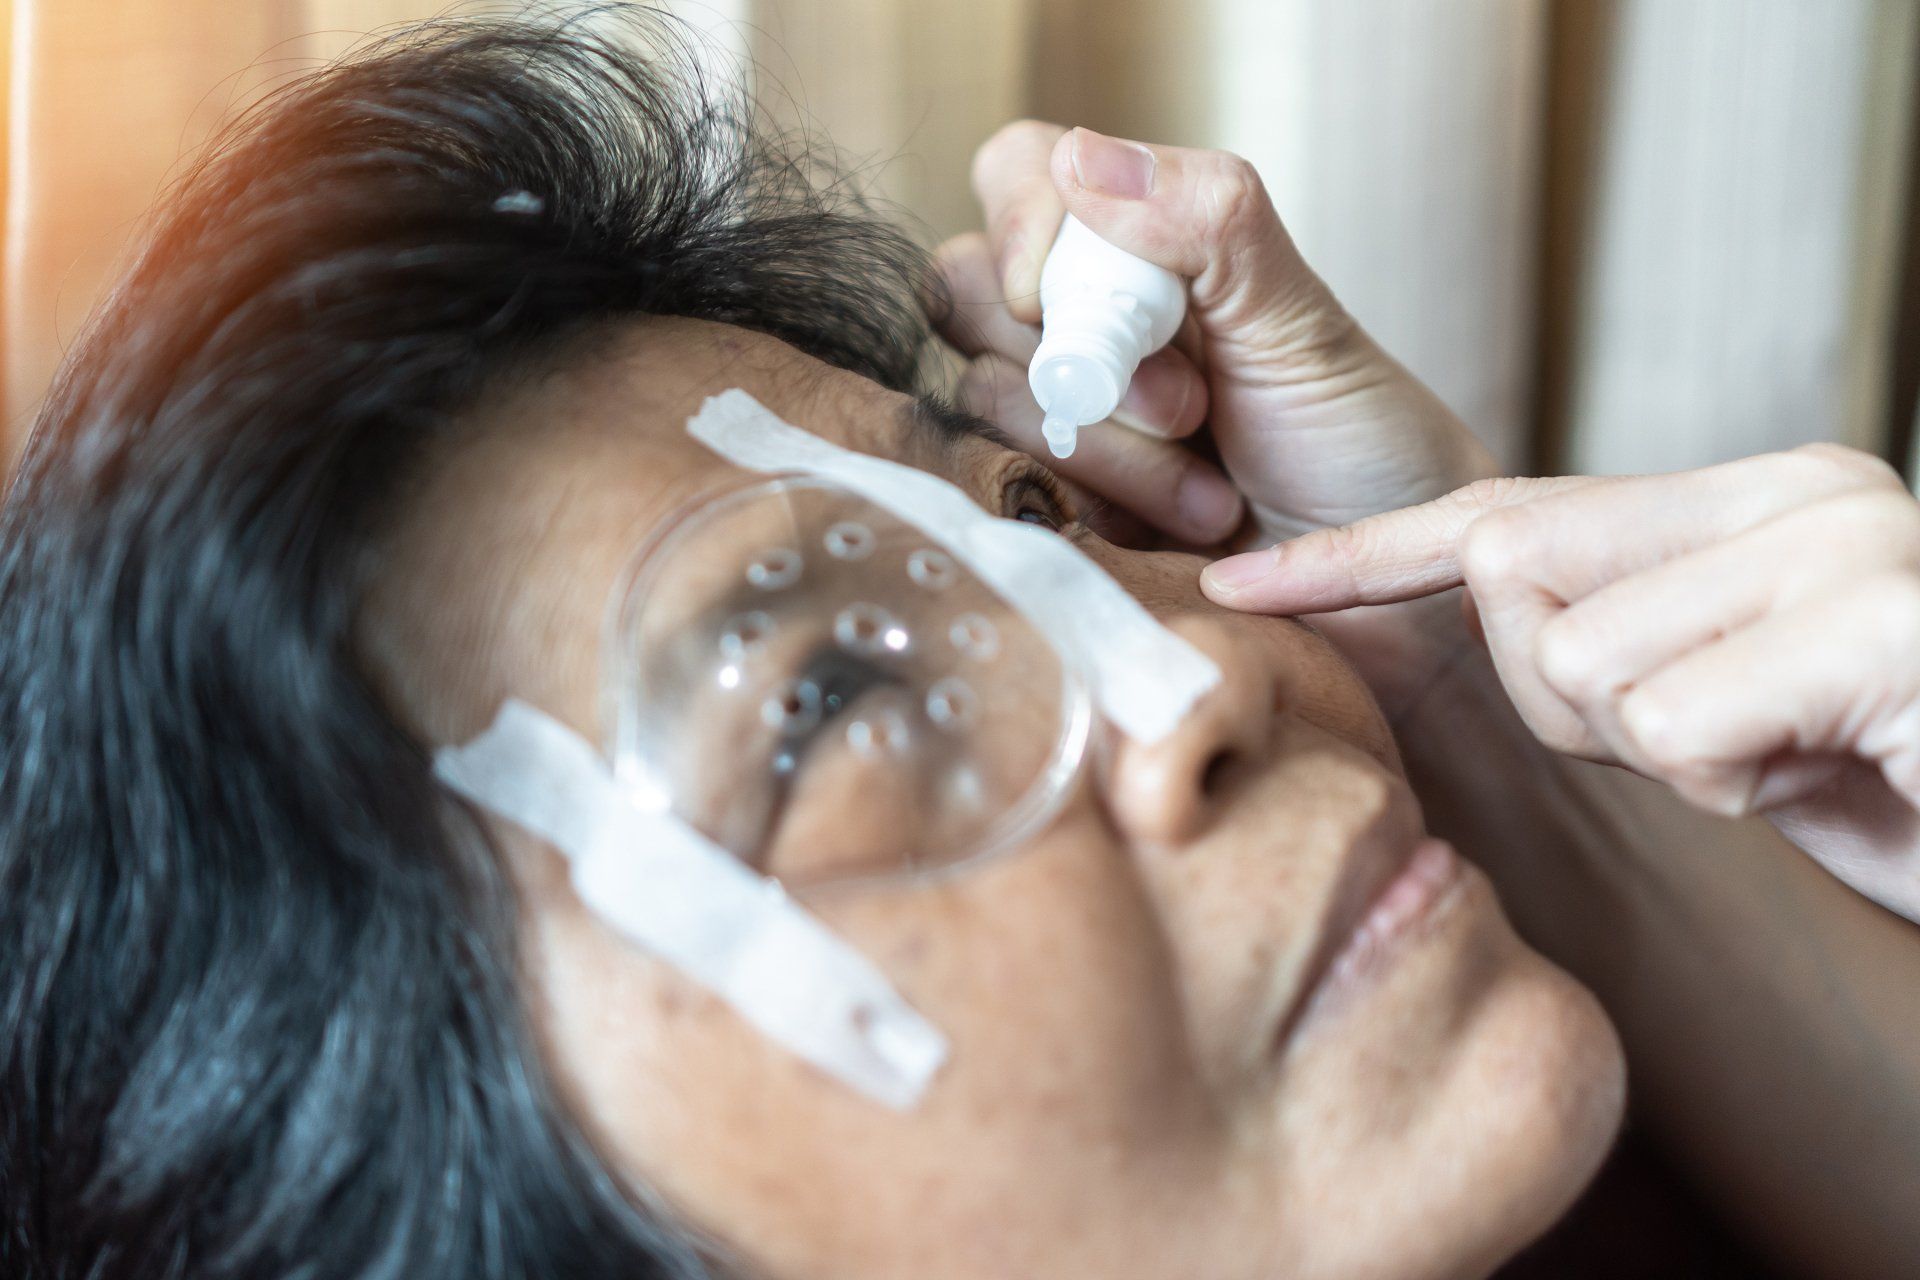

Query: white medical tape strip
[434,699,948,1110]
[687,389,1221,743]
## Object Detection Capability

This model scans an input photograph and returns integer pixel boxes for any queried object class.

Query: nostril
[1200,749,1237,799]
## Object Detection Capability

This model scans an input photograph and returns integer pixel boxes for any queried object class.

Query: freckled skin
[362,317,1626,1280]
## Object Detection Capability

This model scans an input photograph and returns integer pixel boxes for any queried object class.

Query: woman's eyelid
[993,458,1078,531]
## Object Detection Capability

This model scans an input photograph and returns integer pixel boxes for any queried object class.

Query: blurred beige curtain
[1546,0,1919,475]
[4,0,1916,478]
[0,0,402,441]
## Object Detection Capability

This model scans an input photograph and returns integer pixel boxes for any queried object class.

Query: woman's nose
[1101,615,1277,846]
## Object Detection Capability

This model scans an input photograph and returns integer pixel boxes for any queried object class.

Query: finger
[1760,759,1920,922]
[1046,128,1347,357]
[1110,346,1209,441]
[1201,442,1905,616]
[1535,487,1920,768]
[1202,474,1610,758]
[1485,471,1918,767]
[959,352,1243,544]
[1468,443,1909,604]
[1199,476,1599,613]
[1167,307,1209,372]
[1746,753,1853,813]
[1459,587,1486,647]
[1472,563,1611,760]
[931,232,1042,363]
[971,120,1071,324]
[938,230,1205,440]
[1619,577,1920,816]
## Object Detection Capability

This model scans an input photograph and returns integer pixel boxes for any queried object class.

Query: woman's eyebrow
[899,393,1015,454]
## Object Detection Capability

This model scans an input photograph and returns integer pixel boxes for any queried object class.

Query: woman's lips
[1311,838,1462,1006]
[1275,836,1466,1054]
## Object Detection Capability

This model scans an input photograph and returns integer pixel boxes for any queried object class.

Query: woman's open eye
[1002,471,1070,533]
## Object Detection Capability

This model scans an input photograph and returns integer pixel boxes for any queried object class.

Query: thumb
[1048,128,1346,356]
[1199,477,1588,614]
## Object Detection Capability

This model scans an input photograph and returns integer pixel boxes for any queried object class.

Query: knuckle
[1529,711,1594,759]
[1458,476,1506,507]
[1003,117,1066,149]
[1514,695,1606,760]
[1316,520,1380,580]
[1771,493,1920,609]
[1675,773,1754,819]
[973,119,1064,193]
[1620,687,1702,772]
[932,229,987,270]
[1870,572,1920,638]
[1457,507,1534,589]
[1843,484,1920,524]
[1457,475,1535,513]
[1540,727,1602,761]
[1534,616,1606,701]
[1201,153,1274,240]
[1789,441,1903,491]
[1830,487,1920,549]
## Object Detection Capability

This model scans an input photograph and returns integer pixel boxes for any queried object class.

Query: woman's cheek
[1280,626,1401,771]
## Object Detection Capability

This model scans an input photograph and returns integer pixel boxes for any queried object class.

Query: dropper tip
[1041,412,1078,459]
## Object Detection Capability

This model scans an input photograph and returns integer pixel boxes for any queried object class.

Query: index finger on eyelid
[972,121,1071,324]
[1200,477,1593,613]
[1204,444,1901,618]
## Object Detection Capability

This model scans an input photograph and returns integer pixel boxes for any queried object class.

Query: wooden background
[3,0,1916,479]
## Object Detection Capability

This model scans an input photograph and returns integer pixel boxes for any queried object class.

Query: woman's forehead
[488,318,1005,549]
[528,318,937,469]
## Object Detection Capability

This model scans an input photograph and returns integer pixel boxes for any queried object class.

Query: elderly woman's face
[366,318,1624,1280]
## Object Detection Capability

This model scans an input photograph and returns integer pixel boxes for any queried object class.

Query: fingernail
[1177,468,1242,541]
[1202,547,1276,595]
[1111,365,1194,439]
[1071,128,1156,200]
[1109,403,1173,439]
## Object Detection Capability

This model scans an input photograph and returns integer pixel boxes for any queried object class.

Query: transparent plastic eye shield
[434,390,1221,1108]
[607,473,1092,890]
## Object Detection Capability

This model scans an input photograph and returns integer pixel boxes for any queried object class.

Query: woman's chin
[1268,871,1627,1280]
[1468,966,1625,1276]
[1422,938,1628,1279]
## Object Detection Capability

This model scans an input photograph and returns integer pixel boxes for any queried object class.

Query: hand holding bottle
[936,123,1498,542]
[1026,214,1187,461]
[936,122,1500,706]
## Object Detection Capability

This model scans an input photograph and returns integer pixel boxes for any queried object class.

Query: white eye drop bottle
[1027,214,1187,459]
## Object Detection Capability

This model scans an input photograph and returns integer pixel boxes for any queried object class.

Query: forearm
[1398,636,1920,1279]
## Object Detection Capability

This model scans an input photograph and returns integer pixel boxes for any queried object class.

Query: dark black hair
[0,7,935,1277]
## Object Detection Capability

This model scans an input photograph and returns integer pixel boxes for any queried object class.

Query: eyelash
[1001,468,1074,533]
